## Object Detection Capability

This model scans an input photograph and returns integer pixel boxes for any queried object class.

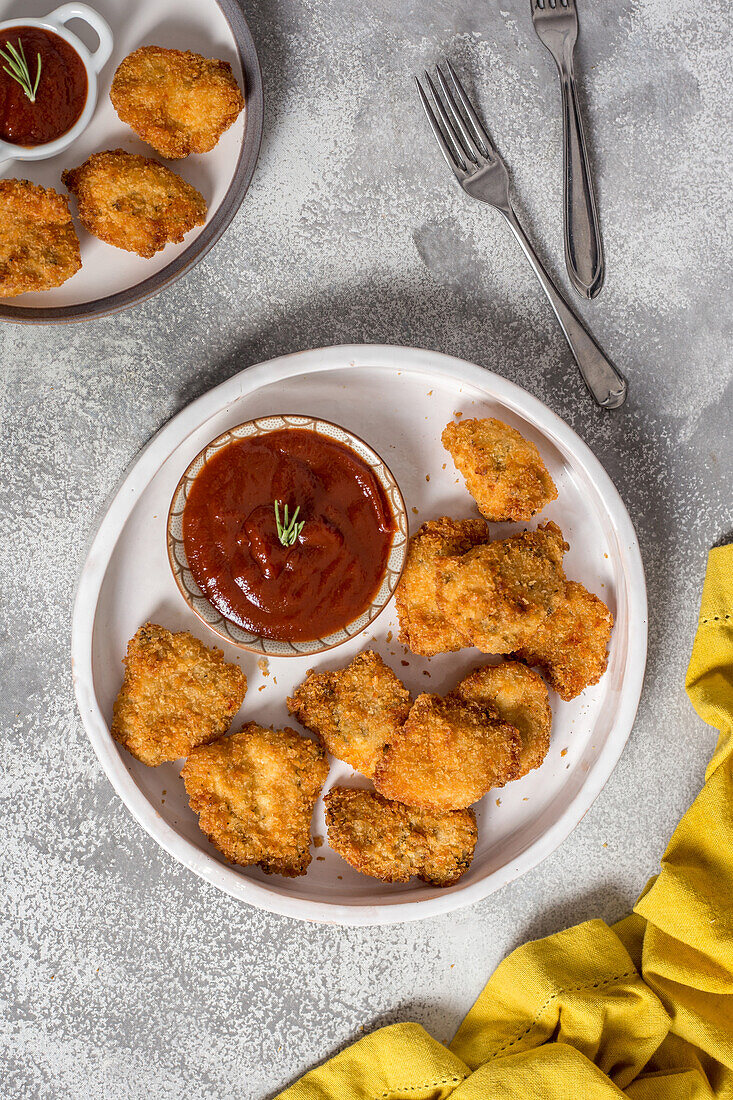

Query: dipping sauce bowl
[0,3,112,173]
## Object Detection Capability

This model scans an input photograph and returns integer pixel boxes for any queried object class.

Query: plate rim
[0,0,264,325]
[71,344,648,925]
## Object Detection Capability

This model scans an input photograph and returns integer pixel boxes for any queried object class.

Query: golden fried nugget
[0,179,81,297]
[514,581,614,700]
[436,522,568,654]
[287,650,411,778]
[62,150,206,258]
[111,622,246,766]
[324,787,477,886]
[395,517,489,656]
[110,46,244,158]
[181,724,329,876]
[457,661,551,778]
[374,692,521,810]
[442,417,557,522]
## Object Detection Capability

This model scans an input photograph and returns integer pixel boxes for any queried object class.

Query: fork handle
[559,59,604,299]
[500,205,626,409]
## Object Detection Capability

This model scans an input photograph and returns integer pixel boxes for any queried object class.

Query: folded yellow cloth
[278,546,733,1100]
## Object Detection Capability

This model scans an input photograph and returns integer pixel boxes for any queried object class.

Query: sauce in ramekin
[182,429,396,642]
[0,27,87,145]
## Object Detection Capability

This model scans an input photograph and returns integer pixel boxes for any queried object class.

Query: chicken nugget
[0,179,81,297]
[457,660,551,778]
[436,522,568,654]
[395,517,490,656]
[111,622,246,766]
[62,150,206,258]
[374,692,521,810]
[287,650,411,778]
[514,581,613,700]
[181,724,328,876]
[442,417,557,522]
[110,46,244,158]
[324,786,477,886]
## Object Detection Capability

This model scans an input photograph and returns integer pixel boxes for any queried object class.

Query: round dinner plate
[72,345,647,925]
[0,0,262,323]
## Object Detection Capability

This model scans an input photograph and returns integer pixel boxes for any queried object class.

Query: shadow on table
[506,882,633,955]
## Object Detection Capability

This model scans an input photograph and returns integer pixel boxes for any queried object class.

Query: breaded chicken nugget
[442,417,557,522]
[0,179,81,297]
[111,622,247,766]
[324,787,477,886]
[457,661,551,778]
[374,692,521,810]
[395,517,489,656]
[436,522,568,654]
[514,581,613,700]
[110,46,244,158]
[287,650,411,778]
[62,150,206,258]
[181,724,329,876]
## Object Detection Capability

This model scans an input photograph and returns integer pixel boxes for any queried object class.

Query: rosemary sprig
[274,500,305,547]
[0,38,42,103]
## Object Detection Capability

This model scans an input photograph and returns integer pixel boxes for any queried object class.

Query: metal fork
[416,62,626,409]
[532,0,604,299]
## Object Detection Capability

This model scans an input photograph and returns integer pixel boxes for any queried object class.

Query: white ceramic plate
[72,345,647,925]
[0,0,262,322]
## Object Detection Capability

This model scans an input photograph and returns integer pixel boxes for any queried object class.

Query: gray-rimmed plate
[0,0,262,323]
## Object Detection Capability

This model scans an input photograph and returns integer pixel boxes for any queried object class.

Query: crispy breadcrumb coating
[457,660,551,778]
[374,692,521,810]
[110,46,244,158]
[442,417,557,522]
[324,786,477,886]
[111,622,247,766]
[395,517,489,656]
[181,724,329,876]
[514,581,614,700]
[287,650,411,778]
[0,179,81,297]
[436,522,568,654]
[62,150,206,258]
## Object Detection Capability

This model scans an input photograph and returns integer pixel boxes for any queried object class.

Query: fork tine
[435,66,488,163]
[423,70,480,169]
[444,60,499,159]
[415,76,467,176]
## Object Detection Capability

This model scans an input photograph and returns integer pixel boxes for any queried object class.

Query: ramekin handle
[45,3,113,73]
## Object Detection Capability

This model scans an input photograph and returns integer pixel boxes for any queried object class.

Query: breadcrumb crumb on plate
[111,622,246,766]
[325,787,477,886]
[110,45,245,158]
[0,180,81,297]
[62,150,207,258]
[181,723,328,876]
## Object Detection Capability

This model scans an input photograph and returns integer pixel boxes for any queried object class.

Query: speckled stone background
[2,0,731,1096]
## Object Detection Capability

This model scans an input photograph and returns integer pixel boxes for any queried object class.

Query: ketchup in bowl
[0,27,87,145]
[181,428,397,642]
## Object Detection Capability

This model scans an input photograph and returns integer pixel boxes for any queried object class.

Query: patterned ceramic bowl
[167,414,408,656]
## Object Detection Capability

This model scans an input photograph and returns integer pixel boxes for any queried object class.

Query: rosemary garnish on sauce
[0,38,42,103]
[274,500,305,547]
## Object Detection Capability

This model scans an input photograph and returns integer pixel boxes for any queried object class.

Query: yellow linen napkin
[278,546,733,1100]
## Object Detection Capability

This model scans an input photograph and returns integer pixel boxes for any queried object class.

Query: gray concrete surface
[1,0,731,1096]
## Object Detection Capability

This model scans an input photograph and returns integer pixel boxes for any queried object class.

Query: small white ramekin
[0,3,113,173]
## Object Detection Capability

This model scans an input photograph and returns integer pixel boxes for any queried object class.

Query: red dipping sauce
[0,26,87,145]
[181,429,397,642]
